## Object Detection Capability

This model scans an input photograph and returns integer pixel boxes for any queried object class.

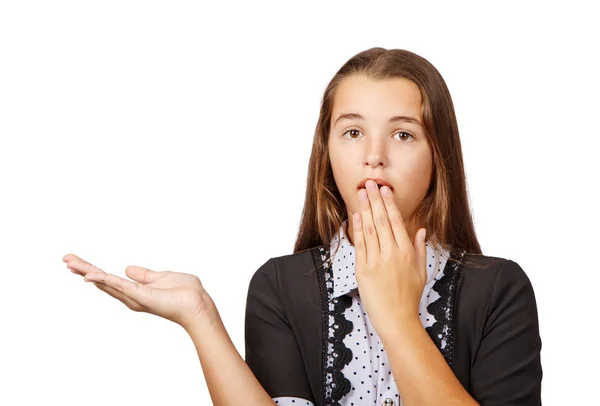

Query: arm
[187,257,316,405]
[244,257,316,403]
[66,253,278,406]
[469,260,543,405]
[184,298,277,406]
[380,259,542,406]
[380,317,479,406]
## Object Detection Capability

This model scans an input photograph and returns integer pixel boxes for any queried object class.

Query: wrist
[181,293,220,334]
[378,313,422,343]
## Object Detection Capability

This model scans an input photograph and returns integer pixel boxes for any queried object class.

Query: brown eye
[342,128,361,139]
[395,131,414,141]
[342,129,414,141]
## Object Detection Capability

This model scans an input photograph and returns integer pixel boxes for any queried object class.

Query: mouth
[357,178,394,191]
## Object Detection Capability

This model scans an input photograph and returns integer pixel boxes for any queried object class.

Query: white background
[1,1,598,404]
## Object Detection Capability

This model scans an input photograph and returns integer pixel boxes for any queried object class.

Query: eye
[341,128,362,139]
[341,128,415,141]
[393,131,414,141]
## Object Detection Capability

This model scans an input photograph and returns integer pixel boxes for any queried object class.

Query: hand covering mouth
[357,178,393,190]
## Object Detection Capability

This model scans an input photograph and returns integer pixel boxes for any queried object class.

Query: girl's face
[328,75,433,245]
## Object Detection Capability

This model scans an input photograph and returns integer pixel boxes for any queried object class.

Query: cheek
[329,159,353,200]
[330,164,360,213]
[395,164,432,206]
[406,164,432,188]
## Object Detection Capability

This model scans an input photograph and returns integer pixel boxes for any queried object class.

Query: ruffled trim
[312,245,353,406]
[425,249,466,367]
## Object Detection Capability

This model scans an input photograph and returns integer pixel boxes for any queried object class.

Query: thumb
[126,266,164,284]
[414,228,428,282]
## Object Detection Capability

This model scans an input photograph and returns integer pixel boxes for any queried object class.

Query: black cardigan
[244,245,543,405]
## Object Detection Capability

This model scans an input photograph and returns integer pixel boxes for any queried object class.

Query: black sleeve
[244,257,315,401]
[470,259,543,405]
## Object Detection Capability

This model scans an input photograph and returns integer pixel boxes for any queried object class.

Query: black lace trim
[425,249,466,368]
[311,245,353,406]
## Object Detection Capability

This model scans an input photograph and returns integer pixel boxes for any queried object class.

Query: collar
[329,219,450,299]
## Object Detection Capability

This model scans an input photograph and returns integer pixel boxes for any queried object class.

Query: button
[382,399,394,406]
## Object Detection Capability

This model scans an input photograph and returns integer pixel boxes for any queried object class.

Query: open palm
[64,254,214,329]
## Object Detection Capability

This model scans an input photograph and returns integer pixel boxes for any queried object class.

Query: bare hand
[353,179,428,337]
[63,254,214,330]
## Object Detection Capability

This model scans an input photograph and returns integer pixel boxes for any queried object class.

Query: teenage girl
[64,47,542,406]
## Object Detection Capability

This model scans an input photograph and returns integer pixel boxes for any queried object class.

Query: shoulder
[458,253,535,297]
[248,247,322,295]
[454,252,539,330]
[246,248,324,328]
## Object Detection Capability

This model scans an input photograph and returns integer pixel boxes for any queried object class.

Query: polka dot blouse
[273,219,451,406]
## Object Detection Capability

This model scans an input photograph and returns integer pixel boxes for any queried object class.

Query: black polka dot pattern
[272,220,452,406]
[272,398,313,405]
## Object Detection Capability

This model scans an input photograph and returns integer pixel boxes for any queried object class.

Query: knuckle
[391,216,404,228]
[375,214,387,227]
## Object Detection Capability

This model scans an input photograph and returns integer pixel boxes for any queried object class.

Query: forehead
[331,75,423,121]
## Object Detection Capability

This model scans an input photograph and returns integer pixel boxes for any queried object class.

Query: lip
[357,177,393,190]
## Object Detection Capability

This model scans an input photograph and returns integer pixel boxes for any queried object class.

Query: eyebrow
[333,112,423,128]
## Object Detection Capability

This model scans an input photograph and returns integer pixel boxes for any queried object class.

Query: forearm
[380,317,478,406]
[183,301,275,406]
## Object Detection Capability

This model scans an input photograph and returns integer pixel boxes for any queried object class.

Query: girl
[64,47,543,405]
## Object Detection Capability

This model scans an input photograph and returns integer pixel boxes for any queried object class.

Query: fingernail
[421,229,427,241]
[381,186,391,197]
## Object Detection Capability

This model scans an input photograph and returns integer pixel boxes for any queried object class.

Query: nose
[364,136,387,168]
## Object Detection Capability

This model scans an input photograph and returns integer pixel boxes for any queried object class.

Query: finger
[380,185,412,248]
[413,228,428,282]
[358,187,379,263]
[365,180,395,252]
[85,272,153,308]
[92,281,145,312]
[352,212,367,268]
[64,255,105,277]
[125,266,165,284]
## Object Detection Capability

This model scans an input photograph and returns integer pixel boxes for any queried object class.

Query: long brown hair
[293,47,483,268]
